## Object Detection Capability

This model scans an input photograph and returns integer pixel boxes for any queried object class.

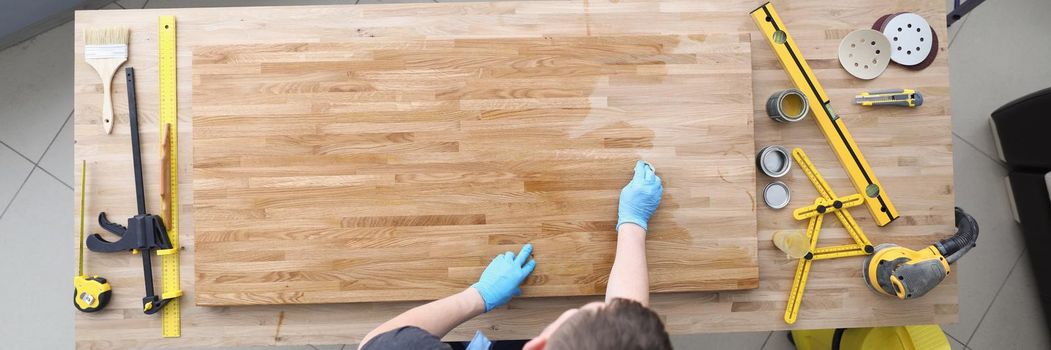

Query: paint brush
[84,27,129,134]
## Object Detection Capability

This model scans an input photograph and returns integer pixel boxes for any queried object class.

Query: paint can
[756,145,792,178]
[766,89,809,123]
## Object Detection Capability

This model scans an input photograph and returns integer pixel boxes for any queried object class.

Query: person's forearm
[358,288,485,348]
[605,223,650,306]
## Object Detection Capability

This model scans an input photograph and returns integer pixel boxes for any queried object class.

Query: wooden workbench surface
[191,35,759,306]
[73,0,955,348]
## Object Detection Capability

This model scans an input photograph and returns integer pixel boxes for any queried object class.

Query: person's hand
[472,244,537,312]
[617,160,663,231]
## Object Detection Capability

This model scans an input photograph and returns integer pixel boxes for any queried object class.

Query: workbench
[73,0,956,348]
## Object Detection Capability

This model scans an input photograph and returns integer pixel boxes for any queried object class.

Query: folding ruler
[783,148,874,324]
[751,3,899,226]
[157,15,182,338]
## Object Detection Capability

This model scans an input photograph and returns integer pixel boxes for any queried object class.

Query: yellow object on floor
[790,325,950,350]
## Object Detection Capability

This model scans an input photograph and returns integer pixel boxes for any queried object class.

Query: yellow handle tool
[855,89,924,107]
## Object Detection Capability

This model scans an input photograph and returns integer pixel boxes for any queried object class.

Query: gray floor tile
[0,22,73,161]
[0,144,34,217]
[947,10,969,46]
[968,253,1050,349]
[948,0,1051,159]
[948,333,967,350]
[117,0,150,9]
[38,114,73,187]
[762,331,794,350]
[671,331,770,350]
[0,170,73,349]
[941,135,1026,341]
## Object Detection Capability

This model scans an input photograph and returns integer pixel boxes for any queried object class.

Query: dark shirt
[362,326,452,350]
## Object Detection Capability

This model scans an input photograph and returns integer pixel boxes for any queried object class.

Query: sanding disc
[879,13,935,67]
[871,13,895,31]
[905,25,938,70]
[838,29,891,80]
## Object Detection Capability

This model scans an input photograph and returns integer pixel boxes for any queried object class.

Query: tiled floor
[1,0,1048,349]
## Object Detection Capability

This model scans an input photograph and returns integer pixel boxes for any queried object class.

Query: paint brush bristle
[85,27,129,46]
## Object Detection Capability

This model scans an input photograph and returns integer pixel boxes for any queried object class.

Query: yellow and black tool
[864,208,978,299]
[74,160,112,313]
[751,3,899,226]
[87,68,176,315]
[158,15,183,338]
[784,148,874,324]
[855,89,924,108]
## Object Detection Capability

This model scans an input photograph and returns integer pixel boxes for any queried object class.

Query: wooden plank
[73,0,956,348]
[191,34,758,306]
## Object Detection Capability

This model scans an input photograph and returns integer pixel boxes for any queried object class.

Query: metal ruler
[750,3,899,226]
[157,15,182,338]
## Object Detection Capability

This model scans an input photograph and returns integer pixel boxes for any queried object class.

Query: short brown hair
[546,298,672,350]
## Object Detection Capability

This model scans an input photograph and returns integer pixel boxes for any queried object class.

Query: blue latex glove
[472,244,536,312]
[617,160,663,231]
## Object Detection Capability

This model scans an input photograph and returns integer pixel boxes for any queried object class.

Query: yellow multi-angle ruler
[750,2,899,226]
[157,15,182,338]
[783,148,873,324]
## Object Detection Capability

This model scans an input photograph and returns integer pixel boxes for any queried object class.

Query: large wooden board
[73,0,956,348]
[191,34,758,306]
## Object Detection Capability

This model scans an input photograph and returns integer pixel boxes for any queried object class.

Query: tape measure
[751,3,899,226]
[158,15,182,338]
[75,160,112,313]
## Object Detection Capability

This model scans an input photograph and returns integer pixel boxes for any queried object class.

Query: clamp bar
[127,68,146,216]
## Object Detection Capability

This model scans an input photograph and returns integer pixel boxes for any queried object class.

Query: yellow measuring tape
[751,3,899,226]
[158,15,182,338]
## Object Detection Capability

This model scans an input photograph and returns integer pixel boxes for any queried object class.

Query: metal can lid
[756,145,792,178]
[763,181,792,209]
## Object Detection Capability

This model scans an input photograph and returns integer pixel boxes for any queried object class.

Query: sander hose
[935,207,979,264]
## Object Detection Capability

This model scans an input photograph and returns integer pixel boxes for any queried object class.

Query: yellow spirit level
[751,3,899,226]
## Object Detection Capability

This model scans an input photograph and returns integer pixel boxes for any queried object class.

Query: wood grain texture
[72,0,955,348]
[191,35,759,306]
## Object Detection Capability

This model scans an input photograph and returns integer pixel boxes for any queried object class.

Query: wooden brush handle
[87,59,122,134]
[101,69,115,134]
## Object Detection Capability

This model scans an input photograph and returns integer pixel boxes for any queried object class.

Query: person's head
[523,298,672,350]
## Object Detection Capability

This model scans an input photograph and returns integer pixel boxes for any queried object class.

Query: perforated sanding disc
[879,13,935,66]
[870,13,895,30]
[838,29,891,80]
[905,24,938,70]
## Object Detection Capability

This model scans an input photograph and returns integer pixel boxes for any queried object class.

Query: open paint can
[756,145,792,178]
[766,89,809,123]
